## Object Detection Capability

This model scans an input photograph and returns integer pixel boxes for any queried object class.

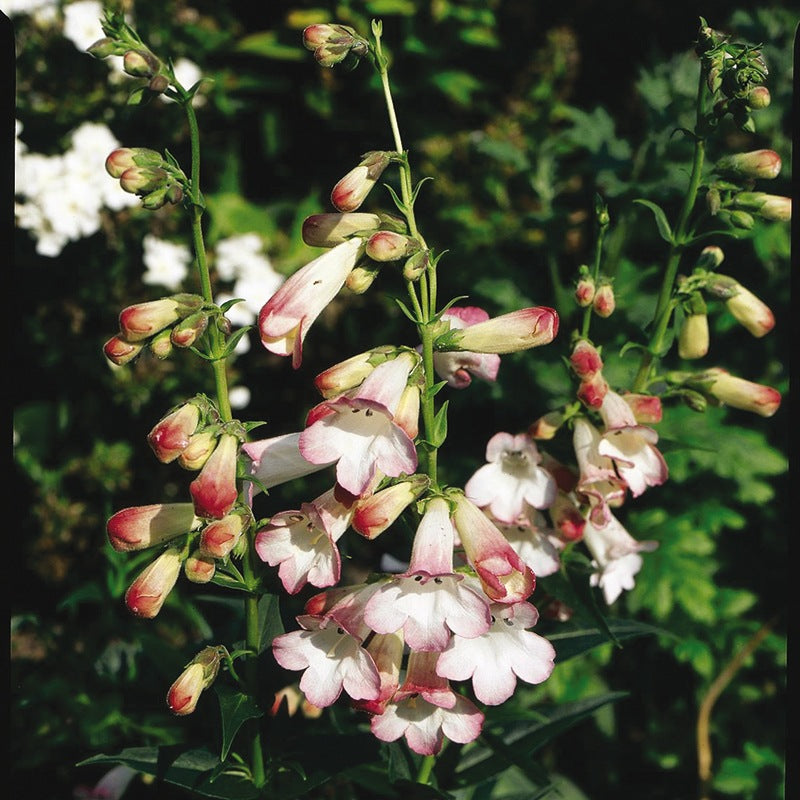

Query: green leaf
[454,693,628,788]
[234,31,305,60]
[634,199,675,244]
[78,746,260,799]
[215,684,264,761]
[545,618,669,662]
[430,70,485,106]
[257,592,284,654]
[429,400,449,448]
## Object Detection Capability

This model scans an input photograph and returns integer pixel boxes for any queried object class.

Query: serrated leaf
[634,199,675,244]
[215,684,264,761]
[77,746,260,799]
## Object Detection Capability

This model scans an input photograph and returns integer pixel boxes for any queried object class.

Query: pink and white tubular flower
[370,651,484,756]
[255,488,354,594]
[436,600,556,705]
[465,432,557,523]
[272,612,380,709]
[582,512,658,604]
[258,237,364,368]
[364,496,492,651]
[351,475,430,539]
[299,352,420,497]
[241,431,334,498]
[431,306,501,388]
[189,433,240,519]
[452,492,536,604]
[596,391,668,498]
[572,416,628,527]
[493,509,562,578]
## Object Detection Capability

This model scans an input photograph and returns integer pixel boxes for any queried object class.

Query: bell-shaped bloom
[189,434,240,519]
[583,512,658,604]
[242,432,334,497]
[431,307,501,388]
[258,237,363,368]
[697,368,781,417]
[255,488,353,594]
[118,294,203,342]
[124,546,183,618]
[494,510,562,578]
[353,631,405,715]
[352,475,429,539]
[436,600,555,705]
[572,417,627,527]
[433,306,558,355]
[147,402,201,463]
[452,492,535,604]
[370,651,484,755]
[167,646,221,716]
[107,502,200,552]
[299,353,419,497]
[465,432,556,523]
[198,512,247,559]
[364,497,491,651]
[597,391,668,498]
[272,614,380,708]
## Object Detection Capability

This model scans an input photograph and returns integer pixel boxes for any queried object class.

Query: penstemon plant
[76,10,788,800]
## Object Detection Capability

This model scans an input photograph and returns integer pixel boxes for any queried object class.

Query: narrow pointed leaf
[634,199,674,244]
[215,684,264,761]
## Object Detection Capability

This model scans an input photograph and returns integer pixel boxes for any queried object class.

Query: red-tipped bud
[124,546,183,618]
[365,231,420,262]
[189,434,240,519]
[574,276,596,307]
[733,192,792,222]
[622,393,663,424]
[715,149,782,180]
[695,245,725,269]
[698,368,781,417]
[119,166,168,195]
[167,646,221,715]
[331,151,391,212]
[577,372,609,409]
[352,476,430,539]
[148,403,202,463]
[107,502,199,552]
[592,283,615,318]
[746,86,771,109]
[122,49,160,77]
[118,295,203,342]
[314,346,395,398]
[177,430,218,470]
[725,285,775,338]
[198,513,247,559]
[548,492,585,542]
[105,147,163,179]
[301,213,382,248]
[570,340,604,379]
[103,335,143,366]
[170,311,209,348]
[184,551,216,584]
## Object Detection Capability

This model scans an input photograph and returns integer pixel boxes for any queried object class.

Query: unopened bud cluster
[302,23,370,69]
[106,148,186,210]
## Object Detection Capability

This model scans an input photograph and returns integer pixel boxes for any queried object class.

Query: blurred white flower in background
[142,235,193,291]
[62,0,104,51]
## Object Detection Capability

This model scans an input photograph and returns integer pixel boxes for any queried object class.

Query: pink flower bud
[125,547,183,618]
[574,276,595,307]
[184,551,216,584]
[695,245,725,269]
[733,192,792,222]
[434,307,559,355]
[148,403,202,463]
[746,86,771,109]
[103,335,143,366]
[570,340,604,379]
[622,393,663,424]
[148,74,170,94]
[548,492,585,542]
[107,502,199,552]
[700,368,781,417]
[170,311,209,348]
[189,434,240,519]
[119,166,168,195]
[301,213,382,247]
[402,249,429,281]
[593,284,615,318]
[198,513,246,559]
[715,149,782,180]
[122,49,160,77]
[150,329,174,359]
[167,646,221,715]
[452,493,535,604]
[577,372,609,408]
[314,347,395,398]
[178,430,218,470]
[331,151,391,212]
[528,409,566,440]
[352,476,429,539]
[118,295,203,342]
[345,263,381,294]
[105,147,163,179]
[365,231,419,262]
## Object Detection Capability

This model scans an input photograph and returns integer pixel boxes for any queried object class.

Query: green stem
[580,221,608,341]
[180,83,264,787]
[632,71,707,392]
[416,754,436,784]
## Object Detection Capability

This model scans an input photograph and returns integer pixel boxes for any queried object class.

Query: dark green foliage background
[11,2,793,799]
